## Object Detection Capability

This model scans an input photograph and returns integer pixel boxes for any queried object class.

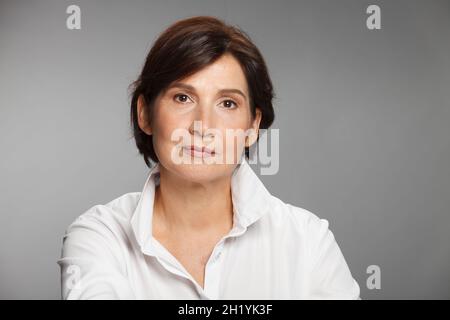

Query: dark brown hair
[130,15,275,167]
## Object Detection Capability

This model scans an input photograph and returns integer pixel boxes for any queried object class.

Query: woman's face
[138,53,261,183]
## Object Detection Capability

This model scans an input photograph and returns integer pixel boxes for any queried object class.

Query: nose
[188,103,215,139]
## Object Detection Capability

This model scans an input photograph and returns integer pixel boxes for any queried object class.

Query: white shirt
[57,158,360,299]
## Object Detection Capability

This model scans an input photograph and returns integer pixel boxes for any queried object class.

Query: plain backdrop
[0,0,449,299]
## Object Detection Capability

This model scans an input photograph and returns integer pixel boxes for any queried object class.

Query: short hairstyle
[129,15,275,168]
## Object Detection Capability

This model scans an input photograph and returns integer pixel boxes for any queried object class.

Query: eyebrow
[166,82,248,100]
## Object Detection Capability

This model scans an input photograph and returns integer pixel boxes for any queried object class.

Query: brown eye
[221,100,237,109]
[174,94,191,103]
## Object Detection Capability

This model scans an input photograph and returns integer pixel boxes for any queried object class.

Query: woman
[57,16,360,299]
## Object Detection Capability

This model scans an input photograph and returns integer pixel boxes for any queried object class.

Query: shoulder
[59,192,141,258]
[57,192,141,299]
[65,192,141,232]
[260,195,341,257]
[265,194,331,237]
[264,196,360,299]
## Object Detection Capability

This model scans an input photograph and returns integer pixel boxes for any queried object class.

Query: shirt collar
[130,156,273,255]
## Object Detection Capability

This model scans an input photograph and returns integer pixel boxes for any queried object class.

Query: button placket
[202,241,227,299]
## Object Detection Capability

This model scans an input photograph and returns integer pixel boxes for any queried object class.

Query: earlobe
[137,95,152,135]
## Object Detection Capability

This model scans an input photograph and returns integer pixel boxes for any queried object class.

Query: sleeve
[305,213,361,300]
[56,213,136,300]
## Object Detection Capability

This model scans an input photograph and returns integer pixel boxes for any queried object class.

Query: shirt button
[212,251,222,263]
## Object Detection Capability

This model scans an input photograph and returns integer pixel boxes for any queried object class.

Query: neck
[153,166,234,234]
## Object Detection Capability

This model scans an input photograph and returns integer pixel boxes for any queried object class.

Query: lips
[183,145,215,157]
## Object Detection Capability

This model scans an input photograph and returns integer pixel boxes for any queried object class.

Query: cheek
[216,113,253,156]
[153,109,189,141]
[150,112,189,164]
[216,107,253,130]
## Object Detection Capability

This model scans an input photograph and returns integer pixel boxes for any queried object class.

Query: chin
[175,162,235,183]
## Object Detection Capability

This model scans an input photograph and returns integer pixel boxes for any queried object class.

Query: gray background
[1,0,449,299]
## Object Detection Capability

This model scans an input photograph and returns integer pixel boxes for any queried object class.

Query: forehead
[170,54,249,97]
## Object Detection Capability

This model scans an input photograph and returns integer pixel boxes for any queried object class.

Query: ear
[137,95,152,135]
[245,108,262,148]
